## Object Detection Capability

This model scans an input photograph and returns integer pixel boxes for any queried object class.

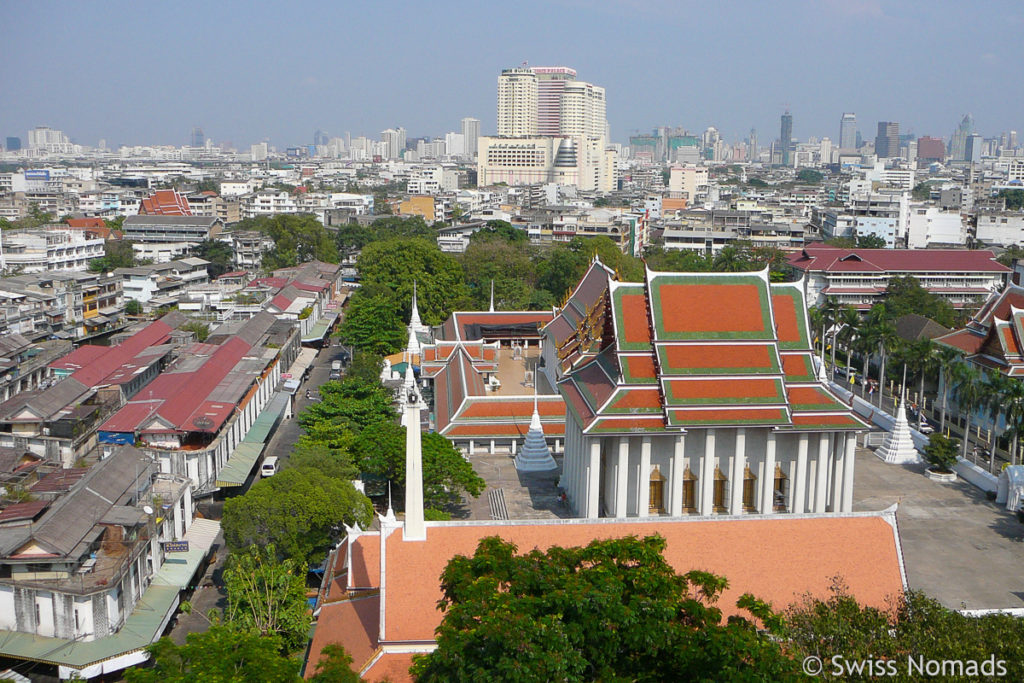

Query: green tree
[645,246,713,272]
[997,188,1024,210]
[411,535,800,682]
[222,467,373,566]
[224,545,311,652]
[923,433,960,473]
[356,238,469,325]
[824,236,857,248]
[181,320,209,342]
[308,644,361,683]
[881,275,957,328]
[952,363,984,459]
[712,244,747,272]
[996,244,1024,268]
[855,233,888,248]
[339,292,406,356]
[88,239,137,272]
[191,238,235,278]
[236,214,338,270]
[288,441,358,481]
[124,626,300,683]
[422,432,485,512]
[469,220,528,244]
[459,237,540,310]
[373,190,392,215]
[125,299,143,315]
[351,419,405,483]
[911,181,932,200]
[796,168,823,184]
[934,345,962,433]
[300,375,397,434]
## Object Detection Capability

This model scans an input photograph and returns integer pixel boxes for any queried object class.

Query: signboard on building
[25,170,50,181]
[163,541,189,553]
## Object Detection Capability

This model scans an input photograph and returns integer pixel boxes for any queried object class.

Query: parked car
[261,456,280,477]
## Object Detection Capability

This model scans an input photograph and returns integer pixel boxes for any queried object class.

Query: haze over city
[3,0,1023,147]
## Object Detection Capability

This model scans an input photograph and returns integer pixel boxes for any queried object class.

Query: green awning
[243,392,290,445]
[301,312,339,343]
[215,442,264,487]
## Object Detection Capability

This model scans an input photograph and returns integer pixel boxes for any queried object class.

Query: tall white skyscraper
[497,68,538,137]
[533,66,577,135]
[380,127,407,160]
[560,80,606,137]
[839,113,857,149]
[27,126,73,154]
[461,117,480,157]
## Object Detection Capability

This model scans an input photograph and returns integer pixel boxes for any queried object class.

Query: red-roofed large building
[138,189,192,216]
[935,284,1024,377]
[788,245,1009,311]
[542,261,867,519]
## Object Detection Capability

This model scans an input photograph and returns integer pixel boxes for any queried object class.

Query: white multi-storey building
[497,68,538,137]
[461,117,480,158]
[1,229,104,274]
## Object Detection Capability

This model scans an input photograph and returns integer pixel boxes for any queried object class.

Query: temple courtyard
[464,446,1024,612]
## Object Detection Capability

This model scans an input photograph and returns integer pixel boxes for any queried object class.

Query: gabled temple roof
[549,267,865,434]
[935,285,1024,374]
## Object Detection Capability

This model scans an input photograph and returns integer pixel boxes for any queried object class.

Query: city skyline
[2,1,1023,148]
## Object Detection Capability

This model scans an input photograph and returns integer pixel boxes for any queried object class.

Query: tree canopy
[191,238,235,278]
[881,275,958,328]
[997,188,1024,211]
[237,214,338,270]
[88,239,138,272]
[125,626,300,683]
[221,466,372,566]
[411,534,800,682]
[338,292,407,356]
[796,168,823,184]
[224,545,311,652]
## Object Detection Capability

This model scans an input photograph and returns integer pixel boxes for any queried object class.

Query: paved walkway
[463,453,569,521]
[853,448,1024,611]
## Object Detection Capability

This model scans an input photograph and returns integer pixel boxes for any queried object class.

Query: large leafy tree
[222,467,372,566]
[88,239,138,272]
[785,586,1024,681]
[459,236,544,310]
[224,545,311,652]
[237,214,338,270]
[124,626,300,683]
[356,238,469,325]
[339,291,406,355]
[411,535,801,682]
[422,432,485,511]
[190,238,235,278]
[881,275,957,328]
[300,375,397,434]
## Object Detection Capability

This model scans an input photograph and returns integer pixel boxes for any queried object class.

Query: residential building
[116,258,210,309]
[0,446,215,680]
[0,271,123,341]
[976,211,1024,247]
[0,335,73,402]
[121,216,223,263]
[398,195,451,224]
[906,206,966,248]
[228,230,273,271]
[667,165,709,203]
[497,68,538,137]
[1,228,105,274]
[788,245,1009,310]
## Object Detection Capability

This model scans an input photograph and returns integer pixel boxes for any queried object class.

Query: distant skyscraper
[461,117,480,157]
[780,111,793,166]
[965,133,983,163]
[313,129,329,147]
[839,113,857,149]
[1011,131,1019,149]
[27,126,72,154]
[949,114,974,161]
[5,137,21,152]
[497,67,538,136]
[532,66,576,135]
[875,121,899,158]
[381,128,406,160]
[191,126,205,148]
[748,128,757,162]
[916,136,945,163]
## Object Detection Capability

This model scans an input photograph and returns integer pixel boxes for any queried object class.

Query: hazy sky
[2,0,1022,149]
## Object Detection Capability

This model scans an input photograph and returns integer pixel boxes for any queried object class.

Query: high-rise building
[780,111,793,166]
[461,117,480,157]
[559,80,606,137]
[532,66,576,135]
[27,126,72,154]
[916,136,945,163]
[748,128,757,162]
[250,142,269,162]
[949,114,974,161]
[839,113,857,149]
[381,128,406,160]
[313,129,329,147]
[497,67,538,137]
[5,137,21,152]
[1010,131,1019,149]
[191,126,205,148]
[965,133,984,163]
[875,121,899,158]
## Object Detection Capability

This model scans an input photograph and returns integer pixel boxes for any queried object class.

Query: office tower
[497,67,538,136]
[191,126,205,148]
[839,113,857,149]
[875,121,899,158]
[250,142,268,161]
[5,137,21,151]
[533,66,576,135]
[1011,131,1019,149]
[916,137,945,163]
[461,117,480,157]
[748,129,757,162]
[965,133,983,162]
[780,111,793,166]
[444,132,465,156]
[949,114,974,161]
[314,129,329,147]
[27,126,72,154]
[381,128,405,160]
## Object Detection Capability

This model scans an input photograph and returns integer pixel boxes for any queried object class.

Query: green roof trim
[603,388,664,414]
[611,285,652,352]
[618,354,659,385]
[661,378,787,406]
[770,285,812,350]
[655,343,781,376]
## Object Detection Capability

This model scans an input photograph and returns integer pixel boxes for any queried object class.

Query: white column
[814,433,830,513]
[669,434,685,516]
[403,400,426,541]
[586,438,601,518]
[468,440,474,456]
[759,430,776,514]
[511,439,517,455]
[637,436,652,516]
[615,437,629,518]
[699,429,716,515]
[729,428,746,515]
[794,433,809,513]
[831,432,845,512]
[842,433,856,513]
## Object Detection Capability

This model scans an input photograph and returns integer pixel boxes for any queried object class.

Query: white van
[261,456,280,478]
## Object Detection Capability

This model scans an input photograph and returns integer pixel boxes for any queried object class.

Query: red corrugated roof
[52,319,173,388]
[789,246,1009,273]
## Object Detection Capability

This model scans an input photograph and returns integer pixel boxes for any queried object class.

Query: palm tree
[934,345,961,433]
[863,305,898,409]
[1000,379,1024,467]
[838,306,860,377]
[981,370,1012,472]
[896,338,934,429]
[712,245,747,272]
[952,364,984,460]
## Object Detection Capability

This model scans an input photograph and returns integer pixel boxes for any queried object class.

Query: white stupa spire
[877,370,921,465]
[409,280,428,336]
[514,388,557,472]
[489,280,495,313]
[817,352,829,384]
